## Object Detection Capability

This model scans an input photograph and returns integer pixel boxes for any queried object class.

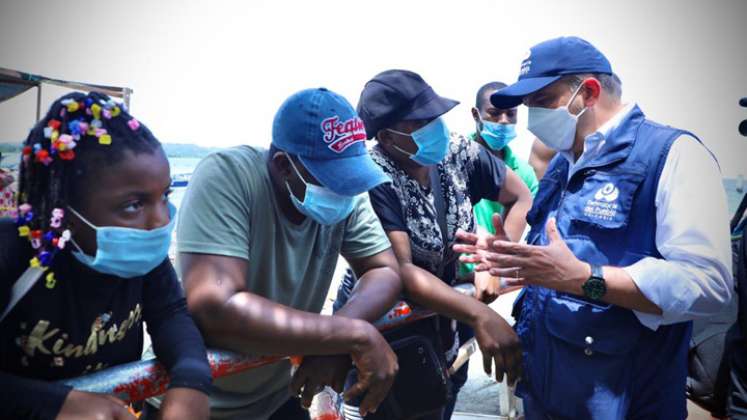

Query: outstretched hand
[481,218,590,294]
[453,213,511,272]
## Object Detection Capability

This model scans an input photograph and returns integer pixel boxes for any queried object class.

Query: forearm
[501,194,530,242]
[194,291,375,357]
[564,264,662,314]
[337,266,401,322]
[147,301,212,394]
[400,263,486,326]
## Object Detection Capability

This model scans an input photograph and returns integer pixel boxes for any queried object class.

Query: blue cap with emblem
[272,87,390,196]
[490,36,613,109]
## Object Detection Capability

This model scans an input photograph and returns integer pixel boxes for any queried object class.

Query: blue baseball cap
[272,88,390,196]
[490,36,613,109]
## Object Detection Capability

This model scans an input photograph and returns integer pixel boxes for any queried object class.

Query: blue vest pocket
[544,294,642,355]
[534,295,643,416]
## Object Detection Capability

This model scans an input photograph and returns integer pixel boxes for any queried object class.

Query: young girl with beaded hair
[0,92,211,420]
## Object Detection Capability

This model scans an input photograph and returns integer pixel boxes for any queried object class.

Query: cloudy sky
[1,0,746,176]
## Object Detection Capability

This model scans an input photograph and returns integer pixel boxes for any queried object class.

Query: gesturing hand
[482,218,590,295]
[454,213,511,272]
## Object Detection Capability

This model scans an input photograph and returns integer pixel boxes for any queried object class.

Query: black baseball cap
[357,69,459,139]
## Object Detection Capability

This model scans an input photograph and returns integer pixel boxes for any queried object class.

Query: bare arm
[387,231,522,384]
[181,252,378,356]
[338,248,402,321]
[496,168,532,242]
[528,137,556,180]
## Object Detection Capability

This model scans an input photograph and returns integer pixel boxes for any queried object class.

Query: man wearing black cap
[458,36,733,418]
[338,69,532,419]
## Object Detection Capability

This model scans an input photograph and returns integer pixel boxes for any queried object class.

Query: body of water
[2,153,745,216]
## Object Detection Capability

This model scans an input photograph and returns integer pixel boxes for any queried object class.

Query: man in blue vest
[455,36,733,419]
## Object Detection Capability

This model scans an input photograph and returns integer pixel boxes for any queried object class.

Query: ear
[581,78,602,107]
[272,151,292,178]
[377,128,393,146]
[471,107,481,123]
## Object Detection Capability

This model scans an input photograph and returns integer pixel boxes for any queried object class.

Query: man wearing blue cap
[172,88,402,419]
[457,36,733,418]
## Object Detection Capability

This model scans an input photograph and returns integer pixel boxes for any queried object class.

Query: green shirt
[470,134,539,234]
[175,146,391,418]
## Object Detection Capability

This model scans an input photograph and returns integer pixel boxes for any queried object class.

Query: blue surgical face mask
[388,117,451,166]
[527,83,587,152]
[478,119,517,151]
[69,203,176,278]
[285,155,355,225]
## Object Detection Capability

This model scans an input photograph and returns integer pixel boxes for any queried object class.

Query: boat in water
[171,172,192,188]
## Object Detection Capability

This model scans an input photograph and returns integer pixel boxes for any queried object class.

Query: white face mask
[527,83,587,152]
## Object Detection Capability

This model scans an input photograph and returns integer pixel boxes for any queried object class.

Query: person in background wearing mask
[167,88,402,419]
[470,81,539,234]
[457,36,733,419]
[336,69,532,419]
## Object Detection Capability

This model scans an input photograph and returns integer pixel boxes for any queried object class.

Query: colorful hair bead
[127,118,140,131]
[34,149,53,166]
[45,272,56,289]
[58,150,75,161]
[43,126,53,139]
[57,229,71,250]
[39,251,52,266]
[50,208,64,228]
[18,225,30,237]
[111,106,121,117]
[29,257,40,268]
[91,103,101,120]
[102,108,112,119]
[66,101,80,113]
[18,203,31,215]
[98,134,112,145]
[48,119,61,130]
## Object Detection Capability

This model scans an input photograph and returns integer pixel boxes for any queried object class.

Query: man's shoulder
[191,145,269,188]
[201,145,267,171]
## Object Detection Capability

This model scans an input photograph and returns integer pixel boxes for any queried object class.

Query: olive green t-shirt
[176,146,391,419]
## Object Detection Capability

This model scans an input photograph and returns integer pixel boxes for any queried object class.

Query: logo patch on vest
[584,182,620,221]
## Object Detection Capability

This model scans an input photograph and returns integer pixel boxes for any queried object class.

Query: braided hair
[15,91,161,287]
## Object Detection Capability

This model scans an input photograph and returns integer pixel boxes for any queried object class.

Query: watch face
[583,277,607,300]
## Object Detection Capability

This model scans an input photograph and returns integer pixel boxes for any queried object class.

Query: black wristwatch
[582,264,607,300]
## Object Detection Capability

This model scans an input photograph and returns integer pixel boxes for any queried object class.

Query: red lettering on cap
[320,116,366,153]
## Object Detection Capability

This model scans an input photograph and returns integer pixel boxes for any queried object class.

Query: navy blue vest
[515,105,695,418]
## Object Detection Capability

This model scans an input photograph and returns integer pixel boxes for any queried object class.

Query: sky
[1,0,746,176]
